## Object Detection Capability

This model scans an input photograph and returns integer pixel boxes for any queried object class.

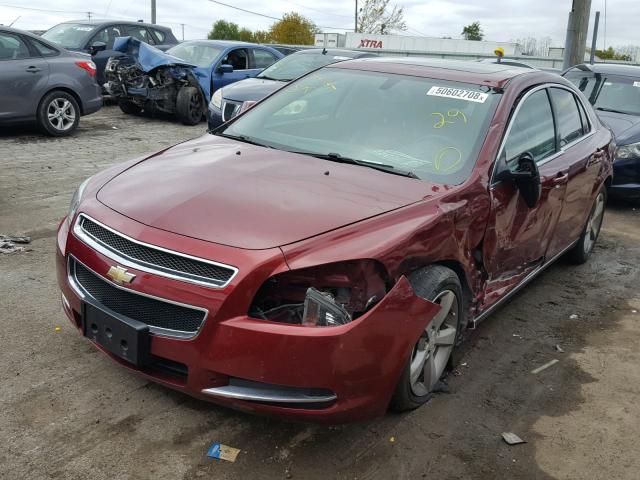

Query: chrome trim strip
[201,385,337,404]
[491,83,597,185]
[472,238,579,327]
[73,214,238,289]
[67,255,209,339]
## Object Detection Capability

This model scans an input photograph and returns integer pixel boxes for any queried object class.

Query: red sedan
[56,58,613,423]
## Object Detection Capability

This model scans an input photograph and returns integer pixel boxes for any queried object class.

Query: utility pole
[562,0,591,70]
[87,11,92,20]
[354,0,358,33]
[181,23,185,41]
[589,11,599,64]
[151,0,157,24]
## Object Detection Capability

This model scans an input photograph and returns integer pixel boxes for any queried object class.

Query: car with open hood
[207,48,377,129]
[564,63,640,200]
[104,38,283,125]
[56,58,613,423]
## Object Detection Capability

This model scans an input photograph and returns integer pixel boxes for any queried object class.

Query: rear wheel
[566,188,606,264]
[176,86,204,125]
[37,90,79,136]
[118,100,143,115]
[390,266,464,412]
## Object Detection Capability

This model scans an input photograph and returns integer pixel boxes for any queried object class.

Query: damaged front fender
[210,276,441,422]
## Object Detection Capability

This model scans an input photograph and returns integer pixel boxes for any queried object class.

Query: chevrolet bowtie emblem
[107,265,136,285]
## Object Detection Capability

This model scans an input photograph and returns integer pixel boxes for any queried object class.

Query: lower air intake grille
[71,258,207,335]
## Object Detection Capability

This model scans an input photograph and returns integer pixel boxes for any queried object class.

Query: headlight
[67,177,91,227]
[249,260,388,327]
[616,142,640,160]
[210,88,223,109]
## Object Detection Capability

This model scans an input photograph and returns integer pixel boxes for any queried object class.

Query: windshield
[166,43,223,68]
[565,71,640,116]
[259,52,351,82]
[219,68,500,184]
[41,23,95,49]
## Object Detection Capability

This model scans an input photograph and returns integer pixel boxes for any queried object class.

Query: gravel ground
[1,106,640,480]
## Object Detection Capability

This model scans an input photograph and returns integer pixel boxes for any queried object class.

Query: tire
[390,265,465,412]
[118,100,143,115]
[176,86,204,125]
[566,187,606,264]
[37,90,80,136]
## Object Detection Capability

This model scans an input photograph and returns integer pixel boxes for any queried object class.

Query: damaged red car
[56,58,614,423]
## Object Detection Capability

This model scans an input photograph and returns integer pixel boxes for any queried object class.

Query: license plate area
[82,302,150,366]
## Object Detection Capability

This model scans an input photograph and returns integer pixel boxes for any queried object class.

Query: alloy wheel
[409,290,459,397]
[583,192,605,254]
[47,98,76,132]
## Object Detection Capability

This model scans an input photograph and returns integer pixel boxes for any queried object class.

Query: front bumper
[56,207,439,423]
[610,157,640,199]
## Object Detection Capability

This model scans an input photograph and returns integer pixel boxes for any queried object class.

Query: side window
[221,48,249,70]
[576,97,591,135]
[503,89,556,167]
[0,32,31,60]
[91,26,124,49]
[124,26,155,44]
[29,38,59,57]
[549,88,584,147]
[151,29,166,44]
[253,49,278,69]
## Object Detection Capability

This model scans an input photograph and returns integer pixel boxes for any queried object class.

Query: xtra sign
[359,39,383,48]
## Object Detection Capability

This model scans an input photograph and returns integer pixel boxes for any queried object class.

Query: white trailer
[344,33,521,56]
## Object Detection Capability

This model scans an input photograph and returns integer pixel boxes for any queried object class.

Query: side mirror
[510,152,541,208]
[89,41,107,55]
[219,64,233,74]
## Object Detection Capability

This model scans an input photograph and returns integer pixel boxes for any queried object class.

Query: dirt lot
[2,106,640,480]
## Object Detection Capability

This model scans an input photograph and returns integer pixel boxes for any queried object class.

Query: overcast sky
[0,0,636,48]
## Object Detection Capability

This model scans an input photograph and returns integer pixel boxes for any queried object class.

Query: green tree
[595,46,632,61]
[208,20,240,40]
[238,27,254,42]
[252,30,272,43]
[462,21,483,41]
[269,12,318,45]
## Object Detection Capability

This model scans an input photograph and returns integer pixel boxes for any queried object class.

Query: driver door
[213,48,252,92]
[482,87,569,308]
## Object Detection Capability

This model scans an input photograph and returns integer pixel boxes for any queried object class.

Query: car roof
[175,40,272,48]
[328,57,542,88]
[54,19,171,30]
[567,63,640,76]
[292,48,375,59]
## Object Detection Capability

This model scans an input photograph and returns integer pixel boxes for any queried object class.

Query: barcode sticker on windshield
[427,86,488,103]
[633,81,640,88]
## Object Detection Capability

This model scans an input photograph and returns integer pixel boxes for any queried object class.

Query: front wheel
[390,266,464,412]
[176,86,204,125]
[118,100,143,115]
[566,188,606,264]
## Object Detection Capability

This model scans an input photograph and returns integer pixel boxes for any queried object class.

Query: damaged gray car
[104,37,283,125]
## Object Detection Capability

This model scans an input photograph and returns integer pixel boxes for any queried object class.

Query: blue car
[104,38,283,125]
[564,63,640,200]
[208,48,376,129]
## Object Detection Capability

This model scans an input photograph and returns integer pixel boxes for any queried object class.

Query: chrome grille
[70,257,207,336]
[222,100,241,121]
[75,215,237,288]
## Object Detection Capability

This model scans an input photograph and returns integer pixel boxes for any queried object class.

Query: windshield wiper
[596,107,635,115]
[289,151,419,179]
[257,75,287,82]
[215,133,275,148]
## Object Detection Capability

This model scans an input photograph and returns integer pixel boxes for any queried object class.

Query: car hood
[97,135,435,249]
[596,110,640,144]
[112,36,213,100]
[223,77,285,103]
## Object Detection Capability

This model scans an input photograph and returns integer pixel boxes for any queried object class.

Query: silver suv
[0,26,102,136]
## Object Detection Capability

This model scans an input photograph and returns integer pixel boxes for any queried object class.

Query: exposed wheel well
[39,87,84,115]
[605,175,613,187]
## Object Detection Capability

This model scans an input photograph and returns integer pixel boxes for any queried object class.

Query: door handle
[551,172,569,186]
[25,66,41,73]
